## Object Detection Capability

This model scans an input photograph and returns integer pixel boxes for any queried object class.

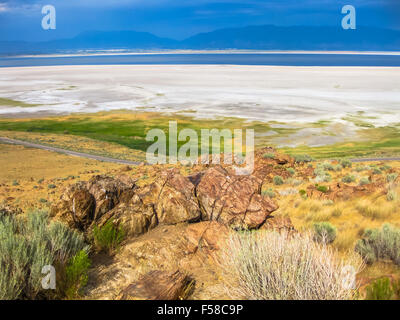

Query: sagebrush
[220,230,363,300]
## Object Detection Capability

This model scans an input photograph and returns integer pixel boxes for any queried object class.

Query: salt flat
[0,65,399,125]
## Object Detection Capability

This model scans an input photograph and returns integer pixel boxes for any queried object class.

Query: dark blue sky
[0,0,399,41]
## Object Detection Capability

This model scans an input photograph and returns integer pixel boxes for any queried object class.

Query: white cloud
[0,3,9,12]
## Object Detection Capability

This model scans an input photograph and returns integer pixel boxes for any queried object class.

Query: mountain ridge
[1,25,400,55]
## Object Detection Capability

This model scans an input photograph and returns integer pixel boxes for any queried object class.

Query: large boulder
[87,175,136,221]
[51,175,135,230]
[148,169,201,225]
[196,166,278,229]
[94,193,157,237]
[50,182,95,229]
[116,270,193,300]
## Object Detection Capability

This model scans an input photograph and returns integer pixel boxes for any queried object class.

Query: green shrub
[373,168,382,175]
[286,168,296,176]
[0,211,88,300]
[12,180,19,186]
[359,177,370,186]
[322,162,335,171]
[48,184,56,189]
[342,175,356,183]
[273,176,284,186]
[65,250,91,299]
[380,165,391,171]
[293,154,314,163]
[262,188,276,199]
[355,224,400,265]
[387,173,398,182]
[313,222,337,244]
[263,153,275,159]
[316,185,329,193]
[340,159,352,168]
[93,221,125,254]
[333,164,343,172]
[365,278,395,300]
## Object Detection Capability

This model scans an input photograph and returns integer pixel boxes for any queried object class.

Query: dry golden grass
[0,143,123,211]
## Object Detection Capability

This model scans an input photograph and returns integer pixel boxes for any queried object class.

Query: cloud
[0,3,9,12]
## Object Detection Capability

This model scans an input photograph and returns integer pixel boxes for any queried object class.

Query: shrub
[372,168,382,175]
[293,154,314,163]
[263,153,275,159]
[286,168,296,176]
[322,162,334,171]
[355,166,365,172]
[262,188,276,199]
[273,176,284,186]
[333,164,343,172]
[93,221,125,254]
[359,177,370,186]
[48,184,56,189]
[221,230,362,300]
[65,250,91,299]
[12,180,19,186]
[340,159,352,168]
[299,189,307,197]
[387,173,398,182]
[316,185,329,193]
[365,278,395,300]
[313,222,337,244]
[380,165,391,171]
[0,211,88,300]
[342,175,356,183]
[314,168,332,183]
[355,224,400,265]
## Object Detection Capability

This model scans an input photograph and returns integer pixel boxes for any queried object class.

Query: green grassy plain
[0,111,399,159]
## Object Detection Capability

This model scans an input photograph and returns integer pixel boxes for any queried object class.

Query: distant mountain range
[1,25,400,55]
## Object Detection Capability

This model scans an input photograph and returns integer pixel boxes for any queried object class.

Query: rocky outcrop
[50,175,136,230]
[152,169,201,225]
[116,270,193,300]
[197,166,278,229]
[52,163,279,234]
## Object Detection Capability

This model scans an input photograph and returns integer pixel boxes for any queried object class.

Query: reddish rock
[116,270,193,300]
[184,221,230,254]
[261,216,296,234]
[87,175,136,221]
[196,166,278,229]
[50,182,95,229]
[154,169,201,225]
